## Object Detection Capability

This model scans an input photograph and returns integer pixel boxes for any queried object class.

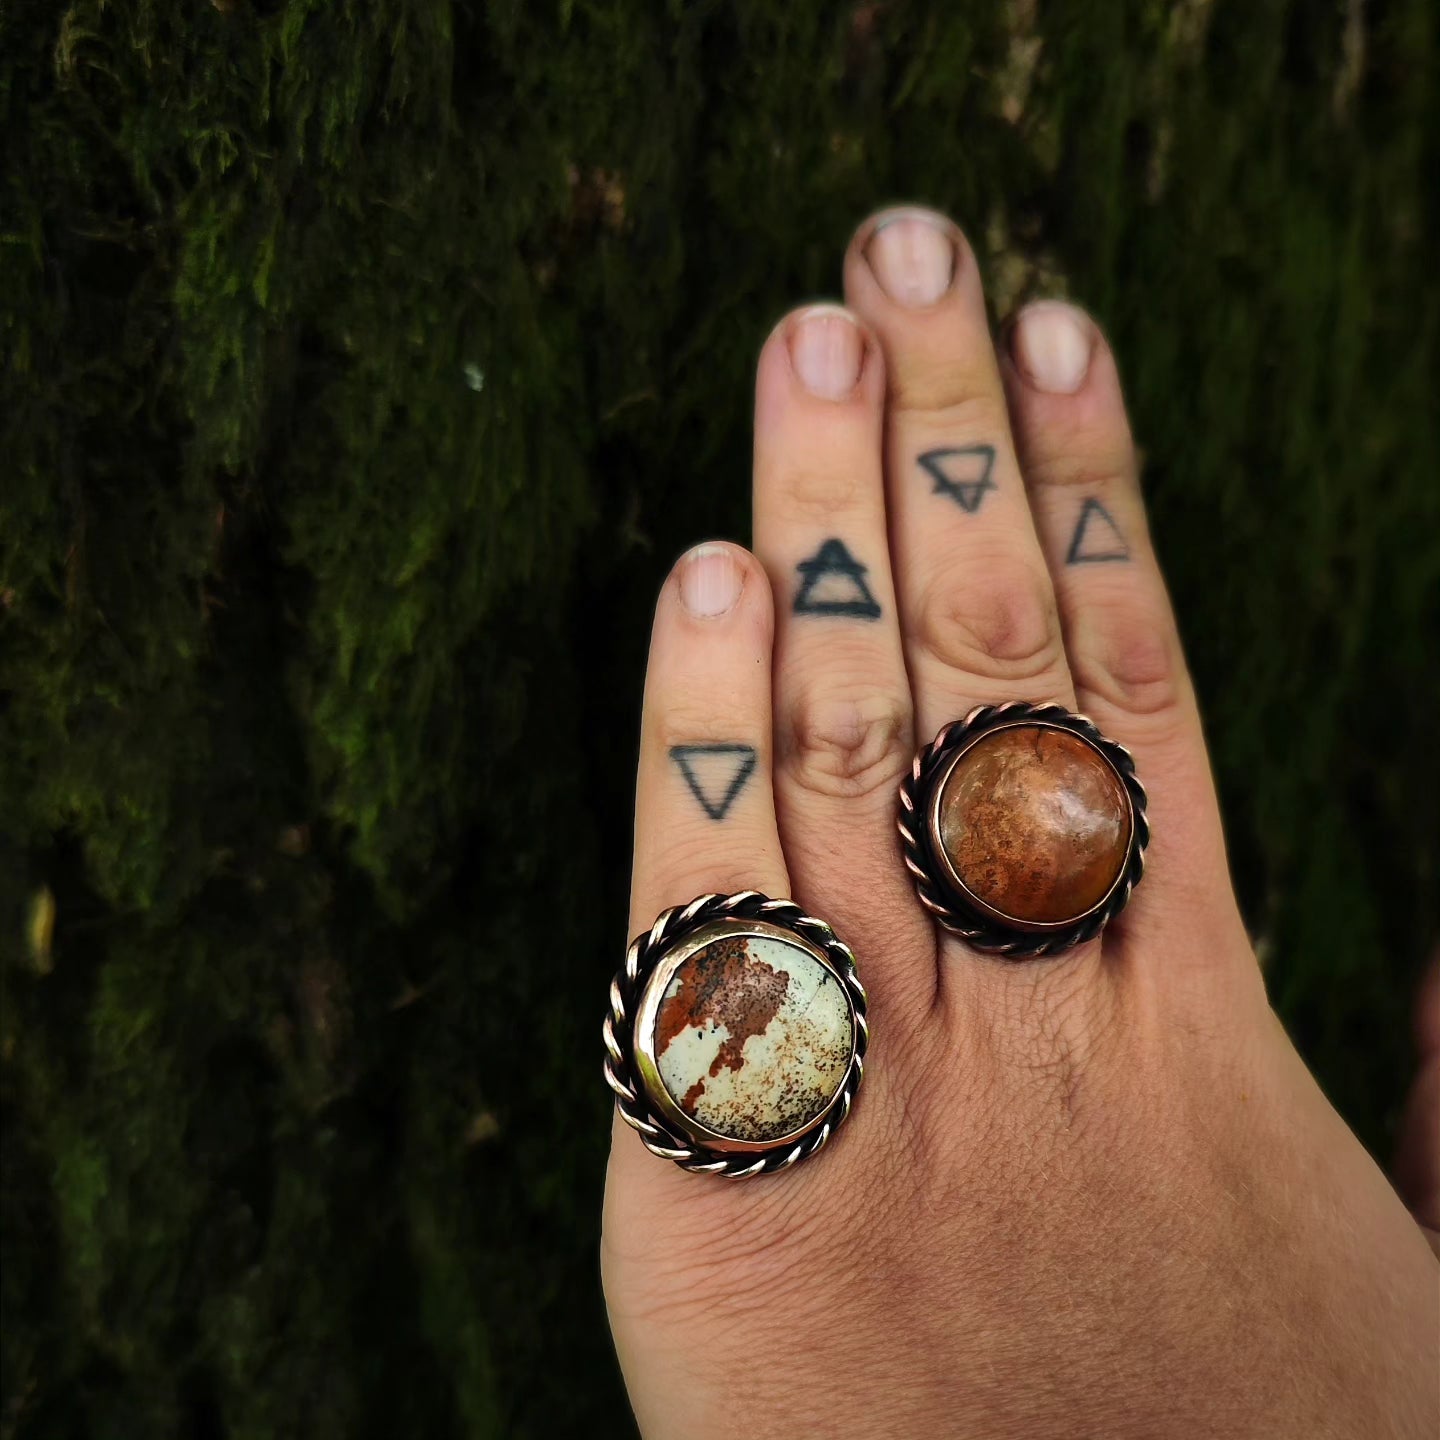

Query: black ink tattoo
[793,539,881,619]
[1066,498,1130,564]
[918,445,997,513]
[670,744,757,821]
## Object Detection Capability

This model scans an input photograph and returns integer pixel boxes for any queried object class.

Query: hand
[601,207,1438,1439]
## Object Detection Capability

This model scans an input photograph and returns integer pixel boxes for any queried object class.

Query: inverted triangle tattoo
[670,744,757,821]
[1066,498,1130,564]
[793,538,881,618]
[918,445,997,513]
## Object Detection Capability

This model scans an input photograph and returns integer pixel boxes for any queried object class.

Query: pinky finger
[1000,301,1245,963]
[628,542,790,937]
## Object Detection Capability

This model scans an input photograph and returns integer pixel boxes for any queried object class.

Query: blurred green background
[2,0,1437,1436]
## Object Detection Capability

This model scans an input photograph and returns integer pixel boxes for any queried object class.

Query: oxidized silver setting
[603,891,868,1179]
[898,701,1149,958]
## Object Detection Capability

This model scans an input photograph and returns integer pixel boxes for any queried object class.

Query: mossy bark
[3,1,1437,1435]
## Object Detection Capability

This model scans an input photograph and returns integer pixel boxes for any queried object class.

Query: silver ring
[603,891,868,1178]
[898,702,1149,958]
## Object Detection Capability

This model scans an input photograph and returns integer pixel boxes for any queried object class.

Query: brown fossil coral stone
[935,724,1132,926]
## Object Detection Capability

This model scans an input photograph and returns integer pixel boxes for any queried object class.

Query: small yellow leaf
[27,887,56,974]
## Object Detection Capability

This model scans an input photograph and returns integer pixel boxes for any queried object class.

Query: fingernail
[1010,301,1094,394]
[787,305,864,399]
[865,210,956,307]
[678,543,744,618]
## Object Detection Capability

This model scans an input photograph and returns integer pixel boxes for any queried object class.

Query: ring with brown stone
[898,702,1149,958]
[602,892,868,1178]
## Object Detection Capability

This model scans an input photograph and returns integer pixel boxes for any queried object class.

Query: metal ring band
[898,701,1150,958]
[602,891,869,1179]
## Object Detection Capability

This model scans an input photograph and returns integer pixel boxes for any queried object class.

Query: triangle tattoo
[1066,497,1130,564]
[670,744,757,821]
[793,538,882,618]
[918,445,997,513]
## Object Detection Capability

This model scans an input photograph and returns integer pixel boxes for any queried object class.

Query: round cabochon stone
[936,724,1132,926]
[652,932,853,1144]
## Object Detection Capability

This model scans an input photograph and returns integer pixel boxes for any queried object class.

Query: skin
[603,207,1440,1439]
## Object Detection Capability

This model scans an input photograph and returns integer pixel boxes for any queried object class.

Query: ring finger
[752,304,936,1021]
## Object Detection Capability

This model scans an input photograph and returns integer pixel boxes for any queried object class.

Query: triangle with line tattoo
[918,445,997,513]
[670,744,757,820]
[793,539,881,618]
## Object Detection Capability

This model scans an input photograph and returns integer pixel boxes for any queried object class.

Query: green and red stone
[652,933,852,1143]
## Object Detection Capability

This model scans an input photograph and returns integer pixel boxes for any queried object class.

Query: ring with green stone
[603,892,868,1179]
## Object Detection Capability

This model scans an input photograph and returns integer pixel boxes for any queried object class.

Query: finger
[998,300,1245,955]
[629,541,789,936]
[842,208,1077,749]
[616,543,792,1194]
[751,304,936,1022]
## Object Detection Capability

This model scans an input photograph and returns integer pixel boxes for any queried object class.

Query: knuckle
[653,716,750,755]
[916,565,1066,683]
[775,456,865,517]
[891,377,1009,432]
[663,841,775,902]
[782,687,913,801]
[1024,430,1136,492]
[1070,605,1185,719]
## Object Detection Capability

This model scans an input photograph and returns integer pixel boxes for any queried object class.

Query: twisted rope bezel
[602,891,868,1179]
[897,701,1149,958]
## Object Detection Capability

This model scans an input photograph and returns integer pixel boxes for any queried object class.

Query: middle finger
[843,208,1078,744]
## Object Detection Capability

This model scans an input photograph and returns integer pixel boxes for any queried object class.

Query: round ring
[898,702,1149,958]
[602,891,868,1178]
